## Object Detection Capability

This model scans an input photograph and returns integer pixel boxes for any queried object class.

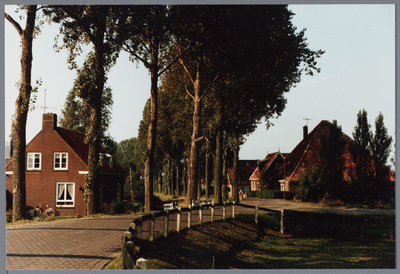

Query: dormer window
[27,153,41,170]
[54,153,68,170]
[99,153,113,168]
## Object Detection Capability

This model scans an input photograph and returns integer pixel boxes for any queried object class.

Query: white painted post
[135,258,148,269]
[199,205,203,225]
[177,206,181,233]
[232,201,235,220]
[188,205,192,228]
[223,202,226,221]
[211,203,214,223]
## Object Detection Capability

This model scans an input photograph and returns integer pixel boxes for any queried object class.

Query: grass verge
[135,219,395,269]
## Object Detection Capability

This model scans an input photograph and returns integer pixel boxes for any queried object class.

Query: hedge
[246,190,294,200]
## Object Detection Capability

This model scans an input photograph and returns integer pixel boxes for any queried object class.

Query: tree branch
[185,84,195,100]
[200,62,226,101]
[157,44,191,78]
[5,13,23,36]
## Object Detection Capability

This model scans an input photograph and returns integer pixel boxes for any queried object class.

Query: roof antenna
[37,89,57,113]
[303,118,312,126]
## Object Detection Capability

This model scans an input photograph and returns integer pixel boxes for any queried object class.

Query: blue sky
[4,4,396,166]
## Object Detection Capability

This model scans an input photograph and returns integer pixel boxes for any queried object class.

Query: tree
[118,5,185,211]
[44,5,121,215]
[5,5,38,222]
[350,109,374,203]
[297,120,346,202]
[371,112,392,168]
[351,110,393,204]
[370,112,393,202]
[59,64,115,154]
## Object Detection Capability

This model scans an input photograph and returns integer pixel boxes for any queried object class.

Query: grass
[134,219,395,269]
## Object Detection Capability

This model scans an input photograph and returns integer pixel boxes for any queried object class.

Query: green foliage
[297,121,346,203]
[350,110,394,205]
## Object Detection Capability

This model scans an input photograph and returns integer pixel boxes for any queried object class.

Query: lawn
[134,219,395,269]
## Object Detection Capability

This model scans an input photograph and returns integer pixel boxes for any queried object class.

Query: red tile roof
[276,120,355,182]
[56,127,126,175]
[227,160,258,185]
[249,152,288,181]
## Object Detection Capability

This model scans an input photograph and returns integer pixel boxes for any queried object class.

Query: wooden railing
[121,201,286,269]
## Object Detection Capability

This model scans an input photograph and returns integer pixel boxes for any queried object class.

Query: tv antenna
[37,89,57,113]
[302,118,312,126]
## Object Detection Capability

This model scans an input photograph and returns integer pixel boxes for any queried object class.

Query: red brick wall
[6,128,88,216]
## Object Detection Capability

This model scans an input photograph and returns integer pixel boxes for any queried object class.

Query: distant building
[6,113,126,216]
[226,160,258,196]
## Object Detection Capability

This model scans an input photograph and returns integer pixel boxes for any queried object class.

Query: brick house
[274,120,357,194]
[249,152,288,191]
[6,113,126,216]
[226,160,258,197]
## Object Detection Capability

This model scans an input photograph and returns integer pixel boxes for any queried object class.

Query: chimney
[303,125,308,140]
[43,113,57,131]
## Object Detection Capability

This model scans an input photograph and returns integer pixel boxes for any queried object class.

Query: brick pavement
[6,204,257,270]
[6,215,135,270]
[9,198,391,270]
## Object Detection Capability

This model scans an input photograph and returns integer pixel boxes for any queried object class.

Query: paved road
[241,197,395,215]
[6,215,135,270]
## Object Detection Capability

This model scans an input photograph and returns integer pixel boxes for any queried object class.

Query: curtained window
[56,182,74,207]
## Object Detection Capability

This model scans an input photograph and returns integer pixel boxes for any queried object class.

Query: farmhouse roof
[277,120,354,182]
[249,152,288,181]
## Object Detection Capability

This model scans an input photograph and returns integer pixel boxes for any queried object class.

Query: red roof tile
[56,127,126,175]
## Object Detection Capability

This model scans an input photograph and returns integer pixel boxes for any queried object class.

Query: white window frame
[56,182,75,207]
[27,152,41,170]
[54,152,68,170]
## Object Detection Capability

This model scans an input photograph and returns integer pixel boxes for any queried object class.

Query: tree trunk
[214,125,223,204]
[186,90,202,206]
[222,145,228,201]
[144,46,159,212]
[205,143,211,199]
[233,139,239,203]
[176,159,181,197]
[182,156,187,196]
[85,31,106,216]
[7,5,37,222]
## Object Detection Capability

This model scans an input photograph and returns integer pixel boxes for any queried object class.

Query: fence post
[177,206,181,233]
[188,205,192,229]
[280,209,285,234]
[199,205,203,225]
[164,210,169,238]
[137,216,142,239]
[211,203,214,223]
[223,201,226,221]
[150,212,155,242]
[255,205,259,226]
[232,201,235,220]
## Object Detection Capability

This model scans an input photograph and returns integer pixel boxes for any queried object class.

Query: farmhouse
[5,113,126,216]
[274,120,356,194]
[249,152,288,191]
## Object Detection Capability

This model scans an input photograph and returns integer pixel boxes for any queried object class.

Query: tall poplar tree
[44,5,121,215]
[5,5,38,222]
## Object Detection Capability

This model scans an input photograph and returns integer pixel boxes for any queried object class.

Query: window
[56,182,74,207]
[27,153,41,170]
[54,153,68,170]
[99,153,113,168]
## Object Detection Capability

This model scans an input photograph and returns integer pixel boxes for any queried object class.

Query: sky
[4,4,396,166]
